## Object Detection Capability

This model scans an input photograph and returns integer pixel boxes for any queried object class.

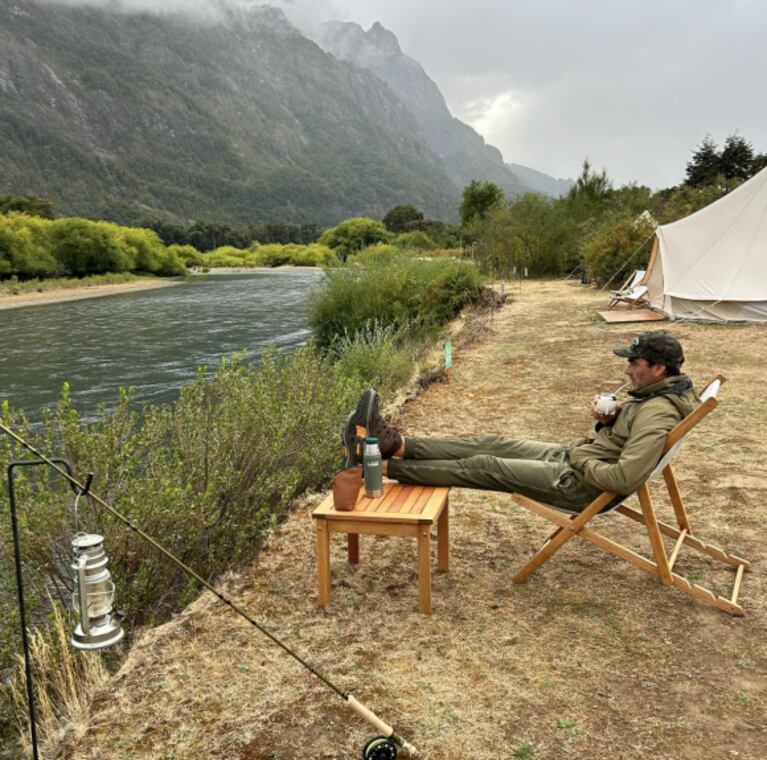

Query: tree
[685,136,722,187]
[459,180,504,226]
[50,218,131,276]
[720,134,754,181]
[753,153,767,175]
[382,204,424,232]
[0,194,55,219]
[318,217,390,261]
[568,159,612,203]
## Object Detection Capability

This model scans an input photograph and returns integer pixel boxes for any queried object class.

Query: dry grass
[10,603,110,758]
[56,281,766,759]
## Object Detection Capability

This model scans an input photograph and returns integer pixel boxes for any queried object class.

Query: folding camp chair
[511,375,750,615]
[607,269,648,309]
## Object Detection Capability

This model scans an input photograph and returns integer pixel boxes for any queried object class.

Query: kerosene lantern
[70,533,124,649]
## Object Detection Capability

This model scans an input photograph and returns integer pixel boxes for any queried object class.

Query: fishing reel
[362,736,397,759]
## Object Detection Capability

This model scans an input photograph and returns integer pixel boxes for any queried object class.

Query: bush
[170,244,206,268]
[394,231,435,250]
[331,322,415,398]
[308,252,482,348]
[49,218,132,276]
[251,243,339,268]
[205,246,247,268]
[0,349,361,739]
[318,217,390,261]
[0,213,59,278]
[581,214,656,285]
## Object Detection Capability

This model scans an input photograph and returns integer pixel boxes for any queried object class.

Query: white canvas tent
[645,167,767,322]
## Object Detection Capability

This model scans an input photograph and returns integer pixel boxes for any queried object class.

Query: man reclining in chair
[342,331,699,512]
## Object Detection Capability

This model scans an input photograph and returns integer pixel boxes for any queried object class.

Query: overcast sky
[48,0,767,189]
[278,0,767,188]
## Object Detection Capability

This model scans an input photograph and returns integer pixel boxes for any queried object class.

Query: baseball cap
[613,331,685,368]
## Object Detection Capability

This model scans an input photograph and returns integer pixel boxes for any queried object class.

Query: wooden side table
[312,482,450,614]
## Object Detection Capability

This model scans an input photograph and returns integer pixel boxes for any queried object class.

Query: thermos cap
[365,436,379,443]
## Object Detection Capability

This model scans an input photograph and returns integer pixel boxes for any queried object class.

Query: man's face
[624,357,667,389]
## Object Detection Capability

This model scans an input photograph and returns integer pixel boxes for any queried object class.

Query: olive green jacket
[567,375,699,496]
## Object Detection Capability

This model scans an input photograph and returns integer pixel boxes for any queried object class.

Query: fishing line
[1,421,418,757]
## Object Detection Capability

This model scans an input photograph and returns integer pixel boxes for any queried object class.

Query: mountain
[506,163,573,198]
[0,1,566,226]
[316,21,572,200]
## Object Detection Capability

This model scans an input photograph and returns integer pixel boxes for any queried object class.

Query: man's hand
[591,397,621,426]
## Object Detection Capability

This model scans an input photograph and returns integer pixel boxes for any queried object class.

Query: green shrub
[49,218,132,276]
[318,217,390,261]
[0,213,59,277]
[169,244,206,268]
[347,243,400,267]
[0,349,359,688]
[581,214,655,285]
[331,322,415,397]
[205,247,247,267]
[394,231,435,250]
[307,253,482,348]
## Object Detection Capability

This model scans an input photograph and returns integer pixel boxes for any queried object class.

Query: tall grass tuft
[8,602,109,758]
[331,322,417,399]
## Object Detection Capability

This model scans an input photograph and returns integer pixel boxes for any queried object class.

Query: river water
[0,270,324,422]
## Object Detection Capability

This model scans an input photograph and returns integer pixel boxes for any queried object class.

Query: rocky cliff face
[317,20,572,199]
[317,20,529,198]
[0,1,564,226]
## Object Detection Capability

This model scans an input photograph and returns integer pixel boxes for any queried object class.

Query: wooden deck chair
[510,375,750,615]
[607,269,648,309]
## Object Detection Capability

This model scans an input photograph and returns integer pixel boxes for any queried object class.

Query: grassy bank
[0,271,152,296]
[55,280,766,760]
[0,252,482,756]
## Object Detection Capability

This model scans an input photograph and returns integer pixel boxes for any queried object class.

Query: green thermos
[363,436,383,498]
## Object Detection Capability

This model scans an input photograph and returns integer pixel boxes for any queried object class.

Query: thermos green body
[363,437,383,498]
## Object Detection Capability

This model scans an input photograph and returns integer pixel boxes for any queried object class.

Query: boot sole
[342,389,379,466]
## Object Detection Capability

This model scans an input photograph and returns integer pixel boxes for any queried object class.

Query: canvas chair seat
[607,269,647,309]
[608,284,649,310]
[611,268,646,295]
[510,375,750,615]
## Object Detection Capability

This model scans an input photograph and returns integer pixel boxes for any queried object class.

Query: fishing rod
[1,421,418,759]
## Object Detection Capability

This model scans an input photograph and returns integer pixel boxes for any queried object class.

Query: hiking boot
[342,389,403,465]
[342,389,379,466]
[367,406,403,459]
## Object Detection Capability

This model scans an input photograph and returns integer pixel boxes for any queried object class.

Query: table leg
[316,519,331,606]
[437,502,449,572]
[417,524,432,614]
[348,533,359,564]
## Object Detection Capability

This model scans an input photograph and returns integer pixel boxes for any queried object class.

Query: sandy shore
[188,265,321,275]
[0,278,179,311]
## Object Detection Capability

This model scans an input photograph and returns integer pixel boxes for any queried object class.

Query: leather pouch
[332,467,363,511]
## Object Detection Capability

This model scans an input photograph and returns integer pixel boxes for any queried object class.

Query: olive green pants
[387,435,602,512]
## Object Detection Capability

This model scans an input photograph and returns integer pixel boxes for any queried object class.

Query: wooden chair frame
[511,375,750,615]
[607,269,648,309]
[607,285,649,310]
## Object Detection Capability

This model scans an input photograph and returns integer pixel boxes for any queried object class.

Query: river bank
[0,278,179,311]
[57,280,766,759]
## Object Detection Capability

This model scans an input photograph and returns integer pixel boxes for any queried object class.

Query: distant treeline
[141,219,321,251]
[464,132,767,284]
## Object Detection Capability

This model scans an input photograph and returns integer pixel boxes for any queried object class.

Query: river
[0,270,324,422]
